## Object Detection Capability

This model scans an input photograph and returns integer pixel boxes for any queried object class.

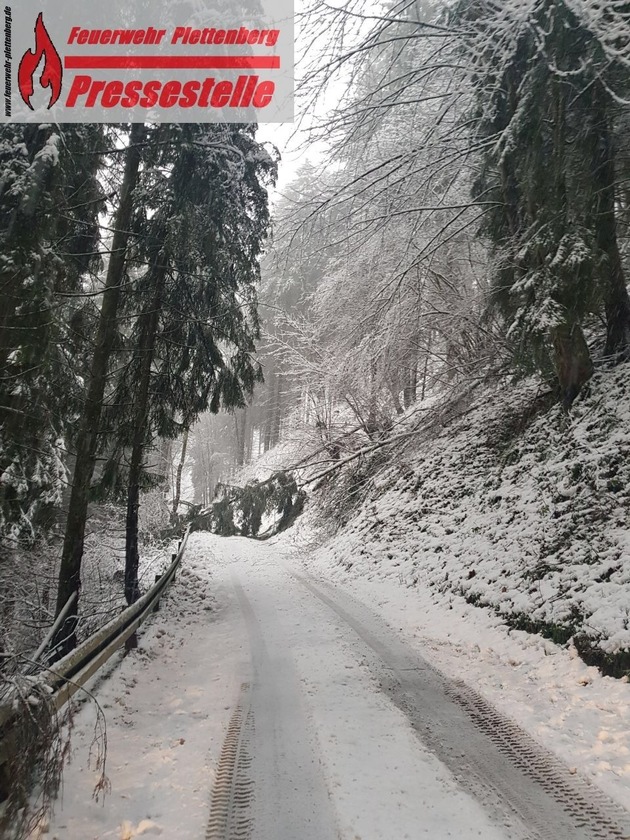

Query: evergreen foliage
[453,0,630,402]
[196,471,305,539]
[46,122,276,642]
[113,123,275,603]
[0,124,107,541]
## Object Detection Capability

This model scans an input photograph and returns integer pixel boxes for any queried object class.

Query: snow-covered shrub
[138,488,171,546]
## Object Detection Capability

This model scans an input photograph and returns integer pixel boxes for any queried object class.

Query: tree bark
[245,412,254,463]
[263,369,276,451]
[402,351,417,409]
[172,427,189,517]
[388,382,404,416]
[366,357,379,437]
[51,123,145,658]
[547,72,593,407]
[420,332,432,402]
[271,371,282,447]
[124,262,165,606]
[234,408,247,466]
[159,437,173,497]
[551,321,593,408]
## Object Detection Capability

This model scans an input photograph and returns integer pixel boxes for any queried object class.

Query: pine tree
[50,123,275,618]
[0,124,107,541]
[52,123,145,655]
[455,0,630,403]
[117,123,274,604]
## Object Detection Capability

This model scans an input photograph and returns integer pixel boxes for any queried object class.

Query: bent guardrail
[0,525,191,775]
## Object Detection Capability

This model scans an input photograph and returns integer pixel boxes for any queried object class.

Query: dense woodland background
[2,0,630,679]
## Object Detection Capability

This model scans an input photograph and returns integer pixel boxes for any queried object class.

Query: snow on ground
[42,538,249,840]
[231,541,513,839]
[44,533,517,840]
[40,527,630,839]
[300,364,630,660]
[39,365,630,837]
[281,522,630,811]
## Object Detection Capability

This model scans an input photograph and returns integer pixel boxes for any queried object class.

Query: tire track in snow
[293,572,630,840]
[206,682,255,840]
[447,681,630,840]
[230,576,340,840]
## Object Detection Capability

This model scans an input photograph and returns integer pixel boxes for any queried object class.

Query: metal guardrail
[0,525,192,771]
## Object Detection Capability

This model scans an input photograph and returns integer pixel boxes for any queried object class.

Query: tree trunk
[159,437,173,498]
[389,383,404,415]
[172,427,189,516]
[51,123,145,658]
[546,72,592,408]
[402,351,417,409]
[366,357,379,437]
[420,332,432,401]
[245,413,254,463]
[125,258,167,605]
[551,321,593,408]
[271,371,282,447]
[263,369,275,451]
[234,408,247,466]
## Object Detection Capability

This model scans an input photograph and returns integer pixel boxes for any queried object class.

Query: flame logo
[18,13,63,110]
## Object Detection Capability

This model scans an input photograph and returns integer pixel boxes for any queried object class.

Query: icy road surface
[43,534,630,840]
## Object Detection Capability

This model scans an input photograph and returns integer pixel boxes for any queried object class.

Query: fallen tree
[193,471,305,539]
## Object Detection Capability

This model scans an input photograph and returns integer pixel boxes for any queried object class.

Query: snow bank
[304,363,630,670]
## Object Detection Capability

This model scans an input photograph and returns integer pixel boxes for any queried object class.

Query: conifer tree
[51,122,275,639]
[0,124,107,541]
[52,124,145,655]
[454,0,630,403]
[116,123,274,603]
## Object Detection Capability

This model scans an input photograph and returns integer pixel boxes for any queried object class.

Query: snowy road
[43,534,630,840]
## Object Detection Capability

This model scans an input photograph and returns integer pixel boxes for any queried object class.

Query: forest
[2,0,630,799]
[195,0,630,494]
